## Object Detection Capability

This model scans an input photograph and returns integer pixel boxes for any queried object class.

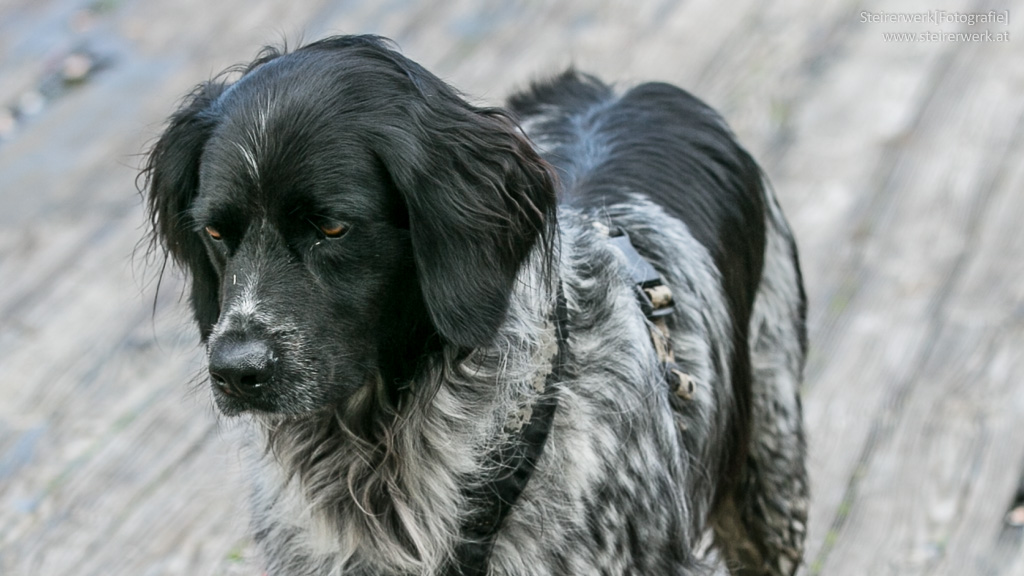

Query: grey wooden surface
[1,0,1022,574]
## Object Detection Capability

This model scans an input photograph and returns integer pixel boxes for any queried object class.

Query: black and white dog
[143,35,808,576]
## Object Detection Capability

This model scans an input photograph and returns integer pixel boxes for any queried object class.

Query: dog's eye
[318,222,348,239]
[205,226,223,240]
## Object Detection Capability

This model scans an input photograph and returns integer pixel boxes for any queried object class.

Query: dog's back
[509,72,766,291]
[510,72,809,575]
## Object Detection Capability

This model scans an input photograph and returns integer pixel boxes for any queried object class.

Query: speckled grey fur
[233,189,806,575]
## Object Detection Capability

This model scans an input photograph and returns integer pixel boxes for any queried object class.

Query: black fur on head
[141,35,557,413]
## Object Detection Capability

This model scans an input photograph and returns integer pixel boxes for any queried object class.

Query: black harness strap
[445,285,569,576]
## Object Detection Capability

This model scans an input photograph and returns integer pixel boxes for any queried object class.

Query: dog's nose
[208,340,276,398]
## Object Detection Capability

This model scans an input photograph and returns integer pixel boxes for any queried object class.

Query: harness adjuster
[596,223,696,401]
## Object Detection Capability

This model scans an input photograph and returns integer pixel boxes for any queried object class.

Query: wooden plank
[333,0,770,98]
[791,2,1024,571]
[819,96,1024,574]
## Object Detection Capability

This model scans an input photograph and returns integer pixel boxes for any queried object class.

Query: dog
[143,35,808,576]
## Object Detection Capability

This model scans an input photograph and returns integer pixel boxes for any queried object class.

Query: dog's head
[143,36,556,415]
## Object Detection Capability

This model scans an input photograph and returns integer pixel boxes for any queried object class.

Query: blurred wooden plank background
[1,0,1022,574]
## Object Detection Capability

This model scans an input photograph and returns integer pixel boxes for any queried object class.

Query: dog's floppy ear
[370,66,557,348]
[142,82,227,340]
